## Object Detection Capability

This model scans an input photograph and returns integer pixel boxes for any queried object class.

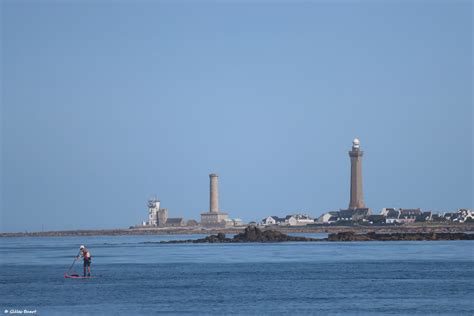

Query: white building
[460,209,473,222]
[396,209,422,224]
[261,216,276,226]
[446,209,473,223]
[286,216,298,226]
[232,219,244,226]
[285,214,315,226]
[381,208,400,224]
[224,218,245,227]
[317,212,339,224]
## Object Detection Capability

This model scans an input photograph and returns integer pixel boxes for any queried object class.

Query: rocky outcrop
[328,231,474,241]
[233,225,318,242]
[191,232,231,243]
[160,227,474,244]
[161,226,320,243]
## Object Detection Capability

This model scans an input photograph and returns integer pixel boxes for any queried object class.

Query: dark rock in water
[161,225,320,243]
[190,232,231,243]
[233,225,317,242]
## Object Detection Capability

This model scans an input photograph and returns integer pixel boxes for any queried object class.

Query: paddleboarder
[76,245,92,277]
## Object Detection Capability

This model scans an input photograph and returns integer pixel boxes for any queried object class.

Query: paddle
[66,249,81,276]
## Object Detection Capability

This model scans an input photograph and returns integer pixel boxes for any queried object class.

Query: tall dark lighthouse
[348,138,366,210]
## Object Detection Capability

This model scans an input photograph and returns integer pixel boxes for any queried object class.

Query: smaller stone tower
[209,173,219,213]
[157,208,168,227]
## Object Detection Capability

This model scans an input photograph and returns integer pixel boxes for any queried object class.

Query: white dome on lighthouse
[352,138,360,148]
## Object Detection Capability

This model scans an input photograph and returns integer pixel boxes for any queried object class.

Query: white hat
[80,245,85,249]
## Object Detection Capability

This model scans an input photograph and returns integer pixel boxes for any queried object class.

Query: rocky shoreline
[1,223,473,238]
[327,231,474,241]
[158,226,474,243]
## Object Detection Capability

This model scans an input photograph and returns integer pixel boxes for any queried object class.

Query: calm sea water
[1,234,473,315]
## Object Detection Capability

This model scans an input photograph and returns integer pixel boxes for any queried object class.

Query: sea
[1,233,473,315]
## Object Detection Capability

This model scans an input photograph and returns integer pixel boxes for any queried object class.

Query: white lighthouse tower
[147,198,160,226]
[147,198,168,227]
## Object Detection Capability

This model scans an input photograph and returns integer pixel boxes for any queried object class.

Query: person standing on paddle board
[77,245,92,277]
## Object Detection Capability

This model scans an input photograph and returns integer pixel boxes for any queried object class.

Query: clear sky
[1,0,472,232]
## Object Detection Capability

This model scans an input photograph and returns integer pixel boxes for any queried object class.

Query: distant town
[135,139,473,230]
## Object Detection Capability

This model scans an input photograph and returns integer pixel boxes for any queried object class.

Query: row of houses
[318,208,372,223]
[437,209,473,223]
[259,209,473,226]
[260,214,315,226]
[317,208,473,224]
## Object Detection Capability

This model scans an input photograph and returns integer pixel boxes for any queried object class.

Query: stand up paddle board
[64,273,95,279]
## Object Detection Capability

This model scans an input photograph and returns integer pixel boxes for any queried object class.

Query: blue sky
[1,0,472,232]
